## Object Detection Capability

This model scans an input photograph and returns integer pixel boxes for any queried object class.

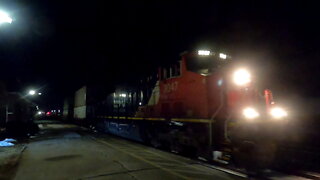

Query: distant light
[0,10,12,24]
[38,92,42,95]
[217,79,223,86]
[51,110,54,113]
[58,110,60,113]
[219,53,227,59]
[29,90,36,95]
[46,112,51,115]
[139,102,142,105]
[120,94,126,97]
[270,107,288,119]
[198,50,211,56]
[233,69,251,86]
[37,111,42,115]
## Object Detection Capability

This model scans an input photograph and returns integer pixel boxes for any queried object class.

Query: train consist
[64,50,289,169]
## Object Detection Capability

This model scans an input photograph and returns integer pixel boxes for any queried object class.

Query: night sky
[0,1,319,110]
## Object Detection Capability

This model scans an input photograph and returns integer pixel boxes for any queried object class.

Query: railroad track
[80,127,317,180]
[88,134,247,179]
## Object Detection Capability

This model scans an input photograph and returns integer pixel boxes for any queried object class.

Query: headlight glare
[243,107,260,120]
[270,107,288,119]
[233,69,251,86]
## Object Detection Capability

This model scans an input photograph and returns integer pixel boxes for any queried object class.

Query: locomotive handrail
[209,85,225,147]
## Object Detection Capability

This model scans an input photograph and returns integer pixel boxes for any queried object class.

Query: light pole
[1,10,13,124]
[0,10,12,24]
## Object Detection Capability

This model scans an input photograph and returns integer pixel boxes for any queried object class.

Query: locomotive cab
[184,50,229,76]
[181,50,289,168]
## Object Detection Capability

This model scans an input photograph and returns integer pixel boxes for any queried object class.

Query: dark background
[0,1,319,113]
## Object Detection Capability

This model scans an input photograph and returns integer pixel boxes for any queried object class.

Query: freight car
[0,92,38,137]
[67,50,289,169]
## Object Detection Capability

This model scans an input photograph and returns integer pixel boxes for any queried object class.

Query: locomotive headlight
[233,69,251,86]
[270,107,288,119]
[243,107,260,120]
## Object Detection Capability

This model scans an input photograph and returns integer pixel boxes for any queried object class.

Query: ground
[2,122,246,180]
[1,121,314,180]
[0,144,25,179]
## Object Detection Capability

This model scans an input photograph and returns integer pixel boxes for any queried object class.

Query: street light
[0,10,12,24]
[28,90,36,96]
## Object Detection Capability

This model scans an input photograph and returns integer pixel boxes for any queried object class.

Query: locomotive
[66,50,289,169]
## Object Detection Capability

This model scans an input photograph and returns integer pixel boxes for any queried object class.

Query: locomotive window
[171,61,181,77]
[162,68,168,79]
[185,55,226,75]
[161,62,181,79]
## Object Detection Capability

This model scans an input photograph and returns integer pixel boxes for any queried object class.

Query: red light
[46,112,51,115]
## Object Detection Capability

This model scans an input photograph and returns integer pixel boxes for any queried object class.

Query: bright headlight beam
[0,10,12,24]
[233,69,251,86]
[243,107,259,119]
[270,107,288,119]
[198,50,210,56]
